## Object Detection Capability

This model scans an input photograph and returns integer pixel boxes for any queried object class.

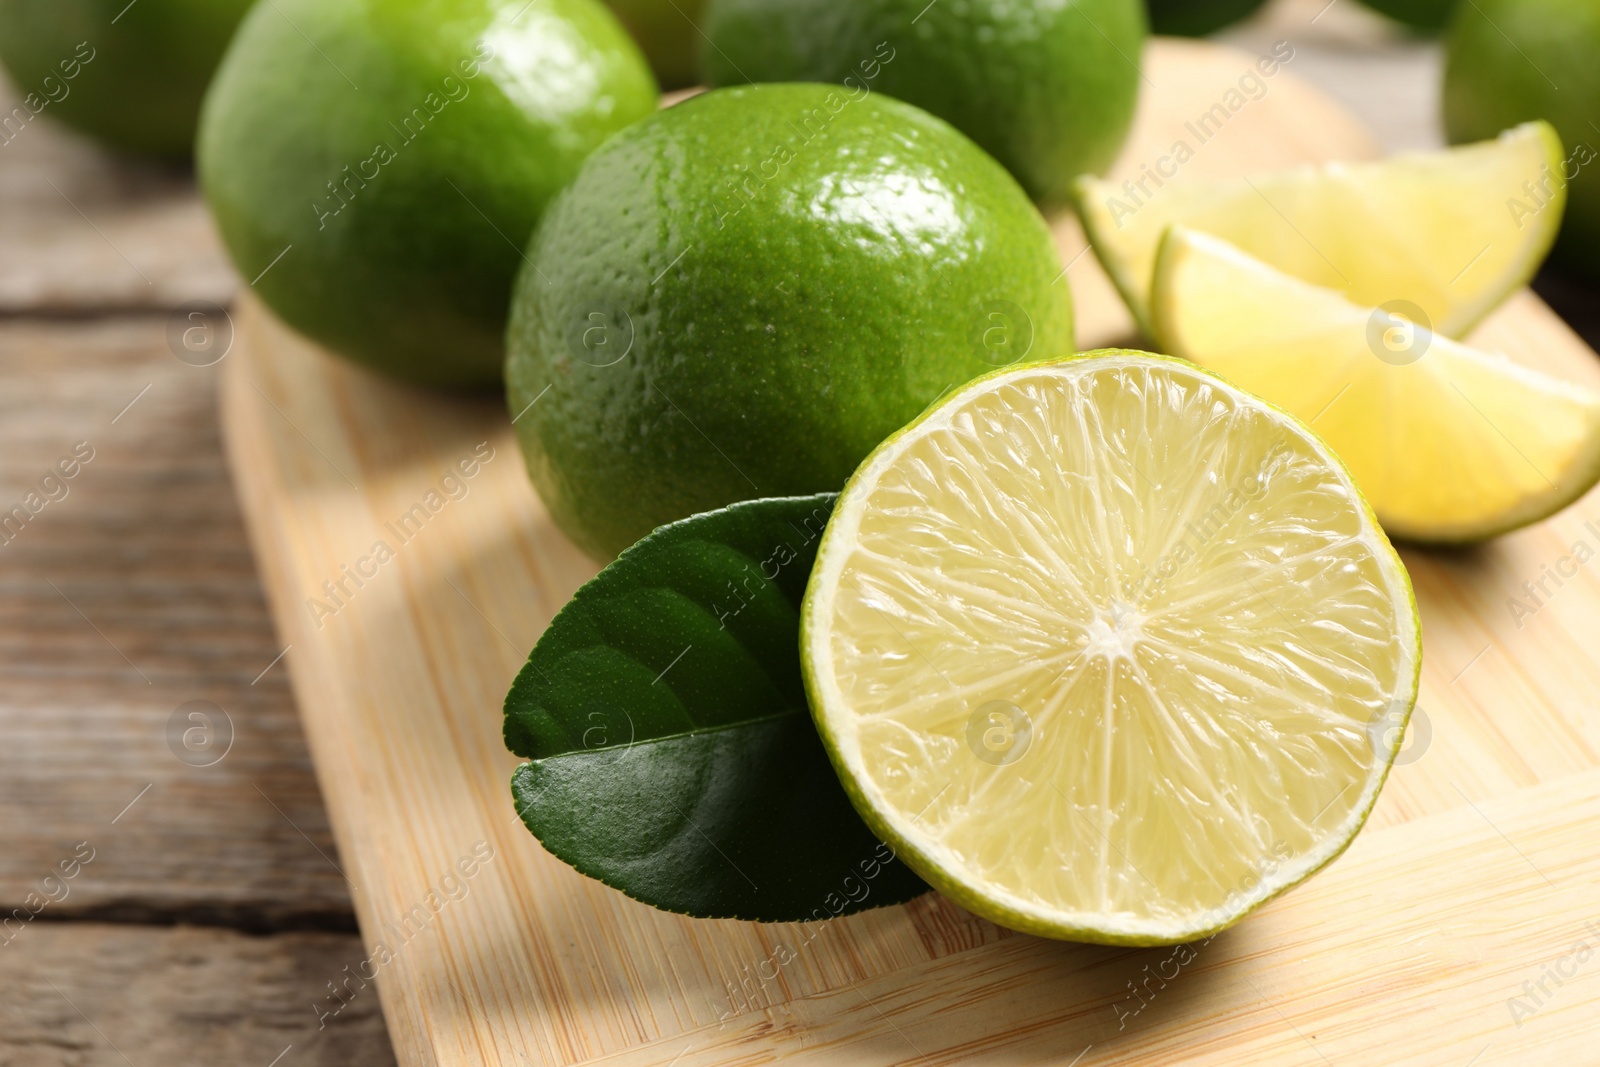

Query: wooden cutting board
[221,37,1600,1067]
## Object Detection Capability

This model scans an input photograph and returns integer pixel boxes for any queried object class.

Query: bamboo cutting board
[221,38,1600,1067]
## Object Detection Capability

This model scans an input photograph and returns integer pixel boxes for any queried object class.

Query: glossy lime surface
[506,84,1075,560]
[604,0,708,89]
[1147,0,1269,36]
[198,0,658,387]
[0,0,252,157]
[699,0,1146,208]
[1445,0,1600,280]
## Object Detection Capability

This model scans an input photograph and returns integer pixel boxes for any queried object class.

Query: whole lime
[603,0,708,89]
[1146,0,1269,36]
[0,0,253,157]
[506,84,1075,560]
[198,0,658,388]
[698,0,1146,209]
[1358,0,1456,29]
[1444,0,1600,280]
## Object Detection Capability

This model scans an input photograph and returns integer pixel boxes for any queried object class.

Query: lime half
[801,351,1420,944]
[1071,121,1565,339]
[1152,227,1600,543]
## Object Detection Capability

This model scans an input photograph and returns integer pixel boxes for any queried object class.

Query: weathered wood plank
[0,77,234,312]
[0,315,352,926]
[0,923,396,1066]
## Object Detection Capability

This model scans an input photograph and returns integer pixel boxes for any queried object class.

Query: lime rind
[1069,122,1567,343]
[801,350,1421,945]
[1445,121,1567,339]
[1070,176,1164,340]
[1150,225,1600,544]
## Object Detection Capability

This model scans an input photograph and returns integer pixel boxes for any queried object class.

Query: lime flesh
[802,351,1420,944]
[1072,122,1566,339]
[1151,227,1600,543]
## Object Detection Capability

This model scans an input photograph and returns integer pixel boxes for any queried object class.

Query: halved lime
[1152,227,1600,542]
[801,351,1420,944]
[1071,122,1565,339]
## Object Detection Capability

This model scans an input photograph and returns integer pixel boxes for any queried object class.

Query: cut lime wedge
[802,351,1420,944]
[1152,226,1600,542]
[1072,121,1566,339]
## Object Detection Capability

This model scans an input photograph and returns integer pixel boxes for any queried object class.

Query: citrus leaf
[505,494,928,920]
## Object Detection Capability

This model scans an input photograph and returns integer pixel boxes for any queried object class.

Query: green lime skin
[0,0,252,158]
[198,0,658,388]
[1146,0,1269,36]
[1444,0,1600,281]
[603,0,708,89]
[1357,0,1456,29]
[698,0,1146,209]
[506,84,1075,560]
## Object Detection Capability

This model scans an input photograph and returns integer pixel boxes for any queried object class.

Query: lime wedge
[801,352,1420,945]
[1071,122,1566,339]
[1152,227,1600,542]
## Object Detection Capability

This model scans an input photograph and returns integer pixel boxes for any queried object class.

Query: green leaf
[505,494,928,921]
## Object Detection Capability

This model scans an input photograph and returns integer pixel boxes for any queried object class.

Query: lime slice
[1071,122,1565,339]
[801,352,1420,945]
[1152,227,1600,542]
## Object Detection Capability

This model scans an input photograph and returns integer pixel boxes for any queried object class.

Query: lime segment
[802,352,1420,944]
[1072,122,1566,339]
[1152,227,1600,542]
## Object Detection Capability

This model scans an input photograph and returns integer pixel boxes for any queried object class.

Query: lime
[1444,0,1600,281]
[603,0,707,89]
[1072,122,1565,339]
[1147,0,1269,37]
[198,0,658,388]
[0,0,253,157]
[698,0,1146,208]
[1357,0,1457,29]
[505,84,1074,561]
[1152,227,1600,542]
[801,351,1420,944]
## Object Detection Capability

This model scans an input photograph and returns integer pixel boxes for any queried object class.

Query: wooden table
[2,1,1593,1063]
[0,58,397,1067]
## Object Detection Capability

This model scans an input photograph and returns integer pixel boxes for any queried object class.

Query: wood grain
[221,37,1600,1067]
[583,769,1600,1067]
[0,923,395,1067]
[0,80,235,313]
[0,316,352,927]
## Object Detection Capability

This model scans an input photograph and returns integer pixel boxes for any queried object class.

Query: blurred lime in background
[198,0,658,388]
[699,0,1146,208]
[1145,0,1268,37]
[603,0,708,89]
[505,84,1075,560]
[0,0,253,157]
[1444,0,1600,280]
[1357,0,1456,30]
